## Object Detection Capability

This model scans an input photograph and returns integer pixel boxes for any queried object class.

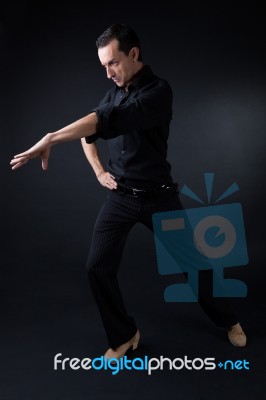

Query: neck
[125,62,144,90]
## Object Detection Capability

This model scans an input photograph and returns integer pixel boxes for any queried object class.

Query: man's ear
[130,47,140,62]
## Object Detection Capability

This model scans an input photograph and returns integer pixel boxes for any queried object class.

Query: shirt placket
[117,89,130,167]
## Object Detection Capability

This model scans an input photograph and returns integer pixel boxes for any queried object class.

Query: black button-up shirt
[86,65,173,189]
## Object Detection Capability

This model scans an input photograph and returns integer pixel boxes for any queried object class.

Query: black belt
[114,182,178,198]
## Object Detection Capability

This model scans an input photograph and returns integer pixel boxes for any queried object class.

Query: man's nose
[106,66,114,79]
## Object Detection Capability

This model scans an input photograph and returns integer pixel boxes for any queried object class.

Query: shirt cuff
[85,104,114,142]
[85,133,100,144]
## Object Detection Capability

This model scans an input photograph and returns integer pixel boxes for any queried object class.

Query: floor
[1,221,265,400]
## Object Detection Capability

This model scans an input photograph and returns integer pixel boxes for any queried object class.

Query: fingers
[106,181,117,190]
[13,151,30,159]
[10,155,29,170]
[106,173,117,189]
[42,158,49,171]
[98,172,117,190]
[11,144,50,171]
[104,175,117,189]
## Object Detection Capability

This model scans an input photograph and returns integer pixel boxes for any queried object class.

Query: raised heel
[132,330,140,350]
[104,329,141,361]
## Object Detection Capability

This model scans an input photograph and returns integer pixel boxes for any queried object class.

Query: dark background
[1,1,266,399]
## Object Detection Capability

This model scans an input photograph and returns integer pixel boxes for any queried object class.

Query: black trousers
[86,190,238,349]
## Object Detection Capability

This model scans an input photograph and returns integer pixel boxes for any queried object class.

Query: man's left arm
[89,82,172,141]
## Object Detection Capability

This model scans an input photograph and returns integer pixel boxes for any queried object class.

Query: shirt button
[121,150,125,155]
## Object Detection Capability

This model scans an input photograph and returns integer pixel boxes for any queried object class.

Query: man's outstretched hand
[10,113,99,171]
[10,135,51,171]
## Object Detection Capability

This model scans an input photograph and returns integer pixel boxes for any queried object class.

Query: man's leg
[140,191,240,329]
[86,192,139,349]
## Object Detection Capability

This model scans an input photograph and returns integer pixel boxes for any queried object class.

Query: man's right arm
[10,112,99,171]
[80,139,117,190]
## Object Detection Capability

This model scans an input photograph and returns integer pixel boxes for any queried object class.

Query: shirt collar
[117,65,154,93]
[129,65,154,89]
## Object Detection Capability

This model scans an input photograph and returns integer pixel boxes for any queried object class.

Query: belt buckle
[132,188,144,197]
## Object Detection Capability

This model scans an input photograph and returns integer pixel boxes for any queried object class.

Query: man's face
[98,39,137,89]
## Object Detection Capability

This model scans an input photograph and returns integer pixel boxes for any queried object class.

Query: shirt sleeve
[87,81,172,141]
[85,89,113,144]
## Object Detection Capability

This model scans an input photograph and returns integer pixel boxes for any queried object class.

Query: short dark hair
[96,23,142,61]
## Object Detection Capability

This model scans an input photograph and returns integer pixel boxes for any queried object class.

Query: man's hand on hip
[97,171,117,190]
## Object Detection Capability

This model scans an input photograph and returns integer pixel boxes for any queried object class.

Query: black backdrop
[1,2,266,399]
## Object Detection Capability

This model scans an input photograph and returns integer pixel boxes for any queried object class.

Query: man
[10,23,247,358]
